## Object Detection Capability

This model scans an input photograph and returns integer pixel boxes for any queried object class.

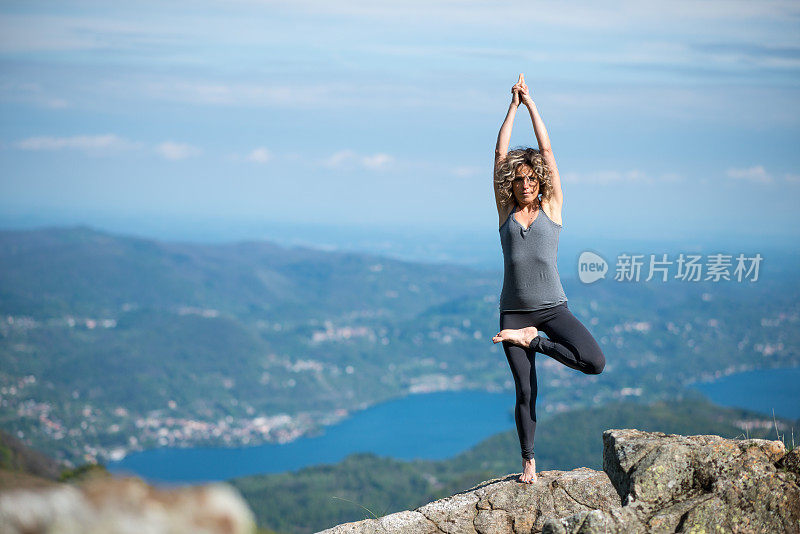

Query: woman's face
[512,165,539,204]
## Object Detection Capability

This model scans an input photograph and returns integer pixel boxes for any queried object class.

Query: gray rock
[322,429,800,534]
[0,473,257,534]
[550,429,800,534]
[317,468,621,534]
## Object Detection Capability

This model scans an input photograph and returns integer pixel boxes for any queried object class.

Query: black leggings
[500,302,605,460]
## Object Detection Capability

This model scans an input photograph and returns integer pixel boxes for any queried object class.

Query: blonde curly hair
[494,147,554,208]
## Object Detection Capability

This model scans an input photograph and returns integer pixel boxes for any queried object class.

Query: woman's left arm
[518,78,563,208]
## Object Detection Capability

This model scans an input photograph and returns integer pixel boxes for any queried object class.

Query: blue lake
[691,366,800,420]
[107,390,518,485]
[108,366,800,486]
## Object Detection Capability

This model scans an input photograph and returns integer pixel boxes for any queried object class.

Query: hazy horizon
[2,207,795,277]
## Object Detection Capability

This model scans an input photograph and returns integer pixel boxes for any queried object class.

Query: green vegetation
[58,462,109,483]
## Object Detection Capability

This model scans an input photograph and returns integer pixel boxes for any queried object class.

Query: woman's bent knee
[577,342,605,375]
[585,351,605,375]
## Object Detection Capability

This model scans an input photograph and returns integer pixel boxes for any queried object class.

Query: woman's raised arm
[518,76,563,208]
[494,74,523,163]
[494,76,525,220]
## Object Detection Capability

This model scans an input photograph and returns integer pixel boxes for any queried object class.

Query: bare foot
[519,457,537,484]
[492,326,538,348]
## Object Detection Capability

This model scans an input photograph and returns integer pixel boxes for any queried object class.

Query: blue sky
[1,0,799,253]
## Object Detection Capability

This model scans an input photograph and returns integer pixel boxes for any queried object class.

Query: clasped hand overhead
[511,73,534,107]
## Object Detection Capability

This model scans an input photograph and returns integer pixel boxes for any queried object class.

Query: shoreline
[682,361,800,388]
[105,385,505,466]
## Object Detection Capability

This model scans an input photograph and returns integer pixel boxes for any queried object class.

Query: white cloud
[247,147,272,163]
[785,173,800,183]
[224,1,800,29]
[323,150,358,168]
[155,141,201,161]
[322,150,394,170]
[93,73,797,129]
[10,134,207,162]
[361,153,393,169]
[0,81,69,109]
[132,78,441,110]
[1,2,798,58]
[726,165,772,183]
[451,166,482,177]
[13,134,140,152]
[561,169,682,184]
[0,13,196,54]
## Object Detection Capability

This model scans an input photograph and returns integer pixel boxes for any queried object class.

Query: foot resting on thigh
[492,326,538,348]
[519,457,537,484]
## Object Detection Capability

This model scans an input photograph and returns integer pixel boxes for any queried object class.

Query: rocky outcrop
[317,468,622,534]
[545,429,800,534]
[3,428,797,534]
[319,429,800,534]
[0,471,256,534]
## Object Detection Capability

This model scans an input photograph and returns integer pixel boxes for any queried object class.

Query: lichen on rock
[544,429,800,534]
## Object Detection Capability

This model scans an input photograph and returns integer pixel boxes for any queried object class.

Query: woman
[491,74,606,484]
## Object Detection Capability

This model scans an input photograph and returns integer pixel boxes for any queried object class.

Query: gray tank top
[499,204,568,312]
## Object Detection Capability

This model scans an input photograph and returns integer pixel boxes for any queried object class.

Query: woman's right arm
[494,76,523,220]
[494,101,518,163]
